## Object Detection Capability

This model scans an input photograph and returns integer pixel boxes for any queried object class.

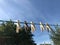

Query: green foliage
[50,26,60,45]
[0,20,36,45]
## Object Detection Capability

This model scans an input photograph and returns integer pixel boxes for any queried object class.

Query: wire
[0,20,60,26]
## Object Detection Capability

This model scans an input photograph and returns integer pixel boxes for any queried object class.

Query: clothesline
[0,20,59,33]
[0,20,60,26]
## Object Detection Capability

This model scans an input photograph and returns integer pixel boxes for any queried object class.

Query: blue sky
[0,0,60,45]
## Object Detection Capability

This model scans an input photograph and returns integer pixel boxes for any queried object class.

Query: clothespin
[46,23,51,32]
[30,21,36,32]
[16,20,21,33]
[40,22,45,32]
[24,21,29,31]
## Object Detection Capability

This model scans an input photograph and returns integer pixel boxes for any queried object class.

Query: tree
[50,26,60,45]
[0,20,16,45]
[0,20,36,45]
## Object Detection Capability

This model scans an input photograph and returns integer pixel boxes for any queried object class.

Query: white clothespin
[46,23,51,32]
[30,21,36,32]
[16,20,21,33]
[40,22,45,32]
